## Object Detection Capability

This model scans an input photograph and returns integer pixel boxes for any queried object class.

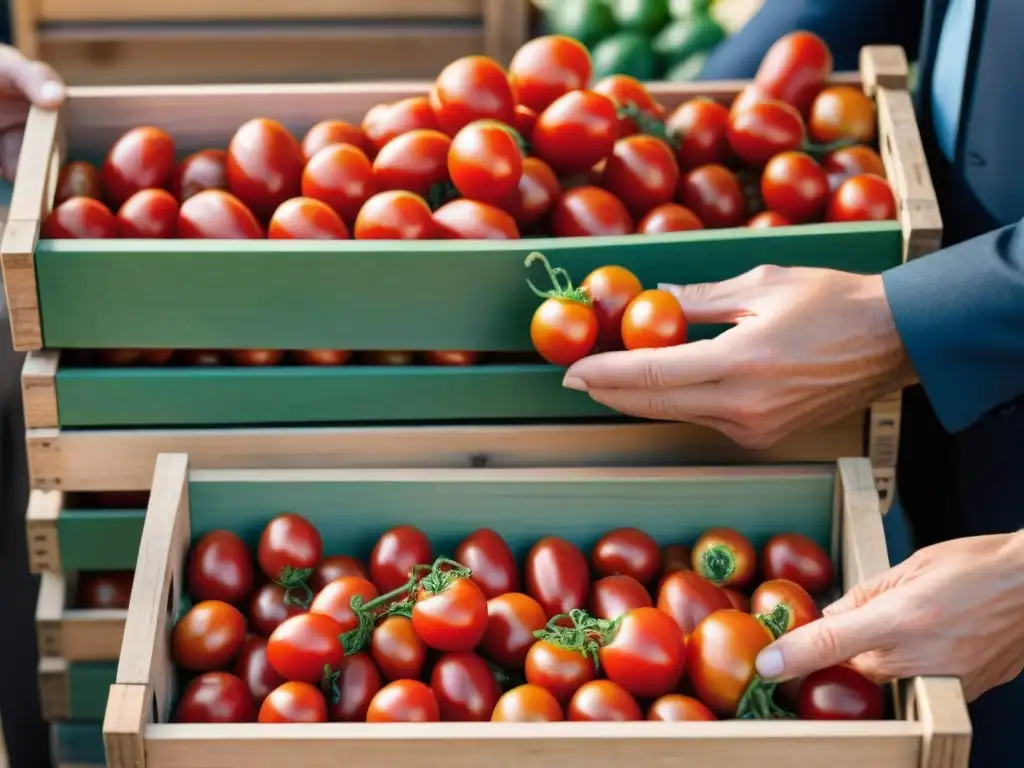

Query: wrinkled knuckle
[748,263,782,285]
[807,625,845,660]
[644,393,679,422]
[641,359,667,390]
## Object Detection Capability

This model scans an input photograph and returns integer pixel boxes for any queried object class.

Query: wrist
[998,532,1024,590]
[860,274,919,392]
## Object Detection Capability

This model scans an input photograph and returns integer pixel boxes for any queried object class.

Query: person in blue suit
[563,2,1023,765]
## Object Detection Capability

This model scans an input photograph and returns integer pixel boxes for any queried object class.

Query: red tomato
[266,612,344,683]
[530,296,599,367]
[592,74,663,136]
[329,652,382,722]
[170,149,228,202]
[762,151,830,223]
[692,527,757,588]
[301,143,376,226]
[42,197,117,239]
[491,684,564,722]
[248,583,307,637]
[354,190,435,240]
[727,101,807,167]
[413,576,489,652]
[267,197,349,240]
[233,636,287,704]
[567,680,642,721]
[600,134,679,218]
[509,35,592,114]
[753,31,834,117]
[187,530,254,604]
[139,350,175,366]
[797,665,885,720]
[373,129,451,197]
[55,161,101,204]
[454,528,520,599]
[361,350,416,366]
[294,351,353,367]
[551,186,634,237]
[637,203,704,234]
[505,157,561,231]
[525,537,590,617]
[661,544,692,575]
[75,571,134,610]
[116,189,178,238]
[762,533,834,595]
[822,145,885,189]
[749,210,793,228]
[101,126,176,206]
[371,616,427,682]
[311,555,368,592]
[449,121,523,205]
[676,164,745,228]
[422,350,480,366]
[589,575,652,620]
[827,174,897,222]
[479,592,548,669]
[230,350,284,367]
[724,588,751,613]
[580,265,643,351]
[301,119,373,161]
[172,600,247,671]
[648,694,717,721]
[591,527,661,585]
[533,91,619,176]
[258,681,327,723]
[514,105,538,140]
[257,513,323,588]
[525,639,597,703]
[688,609,773,716]
[309,576,380,633]
[226,118,304,220]
[181,350,228,366]
[621,289,687,350]
[430,651,502,722]
[369,525,433,593]
[731,83,770,115]
[809,86,876,144]
[362,97,441,153]
[667,99,731,169]
[96,349,143,366]
[598,606,686,698]
[430,55,516,136]
[656,570,733,635]
[176,672,256,723]
[751,578,822,634]
[367,680,440,722]
[178,190,262,239]
[432,199,520,240]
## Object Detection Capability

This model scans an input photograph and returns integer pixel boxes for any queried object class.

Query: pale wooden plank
[21,350,60,429]
[913,677,972,768]
[25,488,64,574]
[859,45,910,96]
[103,684,149,768]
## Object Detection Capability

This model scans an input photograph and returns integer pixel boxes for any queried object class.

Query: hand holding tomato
[0,46,65,180]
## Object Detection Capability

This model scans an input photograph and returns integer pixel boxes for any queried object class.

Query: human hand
[754,532,1024,702]
[562,265,918,448]
[0,45,65,181]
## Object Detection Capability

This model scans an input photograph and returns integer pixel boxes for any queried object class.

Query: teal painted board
[51,720,105,766]
[68,662,116,720]
[35,222,902,350]
[55,364,612,427]
[59,510,146,571]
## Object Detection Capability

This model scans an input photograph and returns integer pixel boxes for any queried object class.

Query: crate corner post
[21,350,60,429]
[25,487,64,573]
[859,45,910,96]
[103,683,150,768]
[910,677,972,768]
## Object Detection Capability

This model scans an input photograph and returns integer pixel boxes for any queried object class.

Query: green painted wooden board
[59,509,146,571]
[51,720,105,766]
[67,662,117,720]
[35,222,901,350]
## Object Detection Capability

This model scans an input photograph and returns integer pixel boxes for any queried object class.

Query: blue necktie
[930,0,978,162]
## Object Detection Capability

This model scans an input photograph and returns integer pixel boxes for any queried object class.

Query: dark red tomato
[762,532,834,595]
[449,121,523,205]
[514,105,538,141]
[692,527,757,588]
[600,134,679,218]
[231,350,284,366]
[249,583,307,637]
[591,527,661,585]
[748,210,793,228]
[599,606,686,698]
[371,616,428,682]
[552,186,633,237]
[96,349,143,366]
[661,544,692,575]
[368,525,433,593]
[301,119,374,161]
[432,199,520,240]
[762,151,830,223]
[232,635,287,704]
[809,86,876,144]
[75,570,134,610]
[257,513,323,582]
[258,681,327,723]
[580,265,643,351]
[647,694,717,721]
[656,570,732,635]
[372,129,451,197]
[413,576,489,652]
[688,609,773,716]
[525,537,590,617]
[266,612,344,683]
[172,600,247,671]
[567,680,642,721]
[423,350,480,366]
[533,91,619,176]
[309,576,380,633]
[367,680,440,722]
[525,639,597,704]
[301,143,376,227]
[353,190,435,240]
[491,684,564,722]
[41,197,117,239]
[530,296,598,367]
[140,349,175,366]
[176,672,256,723]
[727,101,807,167]
[226,118,304,220]
[676,164,745,229]
[822,145,885,190]
[430,55,516,136]
[667,99,731,169]
[751,578,822,633]
[479,592,548,669]
[797,665,885,721]
[509,34,592,114]
[169,149,228,202]
[55,161,101,204]
[311,555,368,592]
[505,157,561,231]
[181,350,228,366]
[621,289,687,350]
[589,575,652,620]
[454,528,520,599]
[362,97,441,154]
[294,350,354,368]
[187,530,254,604]
[827,174,897,222]
[268,197,349,240]
[178,190,262,239]
[592,74,664,137]
[637,203,704,234]
[724,588,751,613]
[101,126,176,207]
[329,652,382,722]
[361,350,416,366]
[430,651,502,722]
[116,189,178,238]
[753,31,834,117]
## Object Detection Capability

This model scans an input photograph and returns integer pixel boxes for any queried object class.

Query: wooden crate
[37,658,116,723]
[36,572,127,662]
[51,720,106,768]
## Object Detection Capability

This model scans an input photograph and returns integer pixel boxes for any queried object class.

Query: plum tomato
[505,157,561,231]
[692,527,757,588]
[178,190,262,239]
[226,118,304,220]
[592,74,664,137]
[329,652,382,722]
[525,639,597,703]
[268,197,350,239]
[661,544,692,575]
[479,592,548,669]
[266,612,344,683]
[311,555,368,592]
[580,264,643,351]
[187,530,254,604]
[454,528,520,599]
[101,126,176,207]
[751,578,822,634]
[647,694,717,721]
[449,121,523,205]
[491,684,564,722]
[822,145,885,189]
[637,203,704,234]
[667,99,731,169]
[509,35,592,114]
[656,570,733,635]
[55,161,101,205]
[827,174,897,222]
[301,119,373,161]
[567,680,642,722]
[116,189,179,238]
[75,571,134,610]
[362,97,440,154]
[753,31,833,117]
[172,600,247,671]
[530,295,598,367]
[353,190,434,240]
[361,350,416,366]
[368,524,433,593]
[724,588,751,613]
[423,350,480,366]
[621,289,687,350]
[515,105,538,140]
[600,134,679,218]
[731,83,770,116]
[257,513,323,603]
[294,351,354,368]
[176,672,256,723]
[532,91,619,176]
[309,576,380,633]
[42,197,117,239]
[727,101,807,167]
[169,149,228,202]
[301,143,376,226]
[748,210,793,228]
[367,680,440,723]
[412,574,489,652]
[372,129,451,197]
[589,575,652,620]
[430,55,516,136]
[232,635,287,704]
[432,199,520,240]
[371,616,427,682]
[591,527,661,585]
[249,583,307,637]
[797,665,885,721]
[430,651,502,722]
[525,536,590,618]
[597,606,686,698]
[677,164,746,228]
[551,186,634,237]
[688,609,773,716]
[258,681,327,723]
[762,532,834,595]
[761,151,830,224]
[231,350,284,367]
[809,85,876,144]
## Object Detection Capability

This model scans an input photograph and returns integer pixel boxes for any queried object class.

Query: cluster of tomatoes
[67,348,512,369]
[43,31,892,244]
[170,514,884,725]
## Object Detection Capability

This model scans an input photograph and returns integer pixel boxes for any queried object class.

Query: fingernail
[756,648,784,679]
[40,81,64,105]
[562,376,588,392]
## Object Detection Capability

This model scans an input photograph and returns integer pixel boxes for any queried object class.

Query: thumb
[657,278,754,325]
[1,50,65,108]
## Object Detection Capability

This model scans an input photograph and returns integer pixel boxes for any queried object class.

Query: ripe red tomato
[178,190,262,239]
[362,350,416,366]
[75,571,133,610]
[101,126,176,206]
[430,651,502,722]
[647,694,717,721]
[580,265,643,351]
[656,570,733,634]
[762,532,834,595]
[567,680,642,721]
[170,149,228,202]
[677,164,745,228]
[430,55,516,136]
[491,684,564,722]
[809,86,876,144]
[116,189,178,238]
[762,151,830,223]
[187,530,254,604]
[589,575,652,620]
[432,199,520,240]
[226,118,304,220]
[311,555,368,592]
[413,576,489,652]
[600,135,679,218]
[301,143,376,226]
[232,635,287,704]
[267,197,349,240]
[301,119,373,161]
[509,35,592,114]
[371,616,427,682]
[55,161,101,205]
[354,191,435,240]
[525,639,597,703]
[181,350,228,366]
[753,31,834,117]
[751,578,822,634]
[552,186,634,237]
[309,576,380,633]
[621,289,687,350]
[42,197,117,239]
[822,145,885,189]
[748,210,792,228]
[514,105,538,140]
[258,681,327,723]
[266,612,344,683]
[637,203,704,234]
[96,349,142,366]
[688,609,773,716]
[598,606,686,698]
[329,652,382,722]
[692,527,757,588]
[724,589,751,613]
[827,174,897,222]
[797,665,885,720]
[505,157,561,231]
[248,583,307,637]
[230,350,284,367]
[479,592,548,668]
[591,527,661,585]
[176,672,256,723]
[667,99,731,169]
[172,600,247,671]
[661,544,692,575]
[592,74,664,137]
[363,97,441,153]
[533,91,619,176]
[525,537,590,617]
[367,680,440,722]
[294,351,353,368]
[454,528,520,598]
[369,525,433,593]
[257,513,323,587]
[530,296,598,367]
[140,350,175,366]
[448,121,523,206]
[727,101,807,167]
[372,129,451,197]
[423,350,480,366]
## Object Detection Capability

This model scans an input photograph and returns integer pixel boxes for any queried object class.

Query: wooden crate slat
[36,572,129,662]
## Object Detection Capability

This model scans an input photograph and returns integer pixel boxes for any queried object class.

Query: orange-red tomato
[226,118,304,220]
[172,600,247,671]
[354,191,434,240]
[692,527,757,588]
[412,576,489,653]
[422,350,479,366]
[101,126,176,206]
[178,190,262,239]
[827,174,897,222]
[491,684,564,722]
[727,100,807,167]
[589,574,652,620]
[753,31,834,117]
[600,134,680,217]
[762,151,830,224]
[362,97,441,153]
[449,121,523,205]
[748,210,792,228]
[822,145,885,189]
[366,680,440,723]
[688,609,774,716]
[430,55,516,136]
[231,350,284,366]
[580,264,643,351]
[177,672,257,723]
[373,129,451,197]
[592,74,664,136]
[648,694,717,721]
[301,119,373,161]
[567,680,642,721]
[454,528,520,599]
[267,197,350,240]
[294,350,353,367]
[525,639,597,704]
[637,203,704,234]
[621,289,687,350]
[479,592,547,669]
[55,161,101,205]
[371,616,427,682]
[533,91,620,176]
[809,86,877,144]
[432,199,520,240]
[266,612,345,683]
[530,296,599,367]
[430,651,502,721]
[667,99,731,169]
[761,532,834,595]
[329,652,382,722]
[309,576,380,633]
[751,578,822,633]
[258,681,327,723]
[677,164,746,229]
[509,35,592,114]
[599,606,687,698]
[301,143,376,226]
[552,186,634,238]
[170,149,228,202]
[657,570,734,635]
[591,527,661,585]
[514,105,538,141]
[42,197,117,239]
[504,157,561,231]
